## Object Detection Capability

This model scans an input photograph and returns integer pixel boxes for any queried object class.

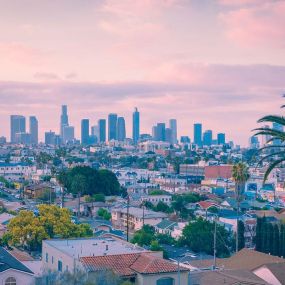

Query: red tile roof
[197,201,219,210]
[80,252,188,276]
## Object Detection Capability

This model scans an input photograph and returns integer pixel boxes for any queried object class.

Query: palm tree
[254,103,285,182]
[232,162,249,252]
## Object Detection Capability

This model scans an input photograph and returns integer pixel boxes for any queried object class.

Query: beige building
[111,206,167,231]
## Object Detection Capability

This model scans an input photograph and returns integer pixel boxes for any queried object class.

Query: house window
[58,260,63,272]
[5,277,16,285]
[45,253,48,262]
[156,277,174,285]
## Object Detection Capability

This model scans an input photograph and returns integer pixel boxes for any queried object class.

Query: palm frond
[258,144,285,152]
[257,115,285,126]
[253,128,285,140]
[256,151,285,167]
[263,158,285,183]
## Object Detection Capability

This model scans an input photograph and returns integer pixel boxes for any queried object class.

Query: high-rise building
[10,115,26,143]
[132,107,140,145]
[108,113,117,141]
[63,126,75,144]
[194,123,202,146]
[81,119,89,145]
[180,136,190,143]
[273,122,283,145]
[29,116,38,144]
[98,119,106,143]
[15,132,31,144]
[45,131,56,145]
[117,117,126,142]
[169,119,177,144]
[249,136,260,149]
[217,133,226,145]
[0,137,6,144]
[152,126,158,141]
[165,128,172,143]
[203,130,212,146]
[60,105,69,138]
[156,123,166,141]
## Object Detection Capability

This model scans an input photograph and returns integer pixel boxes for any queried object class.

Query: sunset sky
[0,0,284,145]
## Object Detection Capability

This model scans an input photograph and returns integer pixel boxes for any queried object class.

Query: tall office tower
[203,130,213,146]
[152,126,158,141]
[273,122,283,145]
[249,136,260,149]
[91,125,99,138]
[156,123,166,141]
[63,126,75,144]
[45,131,56,145]
[81,119,89,145]
[217,133,226,145]
[261,125,270,146]
[117,117,126,142]
[194,123,202,146]
[15,132,31,144]
[165,128,173,143]
[10,115,26,143]
[169,119,177,144]
[98,119,106,143]
[132,107,140,145]
[108,113,117,141]
[29,116,38,144]
[180,136,190,143]
[60,105,69,138]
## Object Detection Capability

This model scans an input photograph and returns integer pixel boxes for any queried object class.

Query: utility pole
[213,217,217,270]
[126,195,130,242]
[142,201,145,227]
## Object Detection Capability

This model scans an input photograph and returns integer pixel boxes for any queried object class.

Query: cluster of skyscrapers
[10,115,38,144]
[193,123,225,146]
[8,105,227,146]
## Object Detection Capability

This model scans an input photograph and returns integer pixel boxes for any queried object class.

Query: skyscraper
[81,119,90,145]
[273,122,283,145]
[203,130,213,146]
[45,131,55,145]
[132,107,140,145]
[117,117,126,142]
[63,126,75,144]
[169,119,177,144]
[108,113,117,141]
[152,126,158,141]
[98,119,106,143]
[156,123,166,141]
[29,116,38,144]
[217,133,226,145]
[10,115,26,143]
[165,128,172,143]
[194,123,202,146]
[60,105,69,138]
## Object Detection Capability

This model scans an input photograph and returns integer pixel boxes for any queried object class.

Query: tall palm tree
[254,103,285,182]
[232,162,249,252]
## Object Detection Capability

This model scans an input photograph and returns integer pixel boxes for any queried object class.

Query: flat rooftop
[43,237,147,259]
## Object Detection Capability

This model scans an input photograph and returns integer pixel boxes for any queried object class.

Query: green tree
[180,218,232,257]
[237,220,245,251]
[97,208,111,221]
[232,162,249,253]
[131,225,155,246]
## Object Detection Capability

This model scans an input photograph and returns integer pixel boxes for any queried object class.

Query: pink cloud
[0,42,46,66]
[219,1,285,48]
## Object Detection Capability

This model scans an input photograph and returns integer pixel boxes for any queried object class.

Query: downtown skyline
[0,0,284,145]
[7,105,227,146]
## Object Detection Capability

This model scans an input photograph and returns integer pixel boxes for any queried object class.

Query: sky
[0,0,284,146]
